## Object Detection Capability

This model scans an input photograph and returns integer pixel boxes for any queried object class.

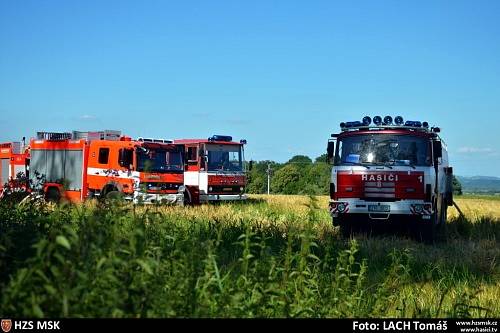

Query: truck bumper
[132,192,184,205]
[329,199,433,220]
[201,194,248,202]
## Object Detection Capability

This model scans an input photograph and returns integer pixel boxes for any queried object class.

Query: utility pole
[266,163,272,195]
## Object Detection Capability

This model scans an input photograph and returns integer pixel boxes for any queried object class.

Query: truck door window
[98,148,110,164]
[187,147,197,163]
[118,148,134,167]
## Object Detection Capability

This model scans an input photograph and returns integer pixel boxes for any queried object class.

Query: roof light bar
[362,116,371,126]
[338,116,433,132]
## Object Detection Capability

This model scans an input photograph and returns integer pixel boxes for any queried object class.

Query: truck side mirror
[248,160,253,171]
[433,141,442,159]
[327,141,335,162]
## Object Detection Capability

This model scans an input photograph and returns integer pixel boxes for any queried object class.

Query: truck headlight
[178,185,185,193]
[337,203,346,213]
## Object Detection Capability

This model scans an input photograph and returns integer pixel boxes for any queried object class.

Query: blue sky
[1,0,499,176]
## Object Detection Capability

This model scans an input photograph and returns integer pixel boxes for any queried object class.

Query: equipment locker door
[1,158,9,186]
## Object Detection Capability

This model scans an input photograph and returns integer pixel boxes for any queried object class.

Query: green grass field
[0,194,498,318]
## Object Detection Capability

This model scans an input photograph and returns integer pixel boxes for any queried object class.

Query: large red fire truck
[327,116,453,241]
[0,141,30,198]
[28,130,185,204]
[174,135,248,204]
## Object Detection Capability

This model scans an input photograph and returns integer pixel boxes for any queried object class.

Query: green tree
[453,175,463,195]
[246,160,282,194]
[288,155,312,164]
[315,154,329,163]
[271,164,302,194]
[305,161,331,195]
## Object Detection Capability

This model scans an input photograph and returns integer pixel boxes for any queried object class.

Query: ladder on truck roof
[73,130,121,141]
[36,130,122,141]
[36,132,72,141]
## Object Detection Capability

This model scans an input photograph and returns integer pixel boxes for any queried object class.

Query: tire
[105,190,123,201]
[338,217,354,238]
[417,206,438,244]
[418,223,435,244]
[435,199,447,242]
[182,189,192,206]
[45,187,61,203]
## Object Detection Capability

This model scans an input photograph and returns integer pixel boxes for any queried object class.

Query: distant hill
[457,176,500,193]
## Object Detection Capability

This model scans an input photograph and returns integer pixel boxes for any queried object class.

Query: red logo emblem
[1,319,12,333]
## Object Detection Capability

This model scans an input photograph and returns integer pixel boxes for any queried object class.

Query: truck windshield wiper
[389,160,416,169]
[368,162,393,169]
[343,162,370,169]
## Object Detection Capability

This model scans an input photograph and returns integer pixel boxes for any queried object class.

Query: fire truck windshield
[137,149,183,173]
[335,134,431,167]
[206,144,243,172]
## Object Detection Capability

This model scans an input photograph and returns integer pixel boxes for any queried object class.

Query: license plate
[223,188,233,191]
[368,205,390,212]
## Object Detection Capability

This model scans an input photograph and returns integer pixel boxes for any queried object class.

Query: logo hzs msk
[1,320,12,333]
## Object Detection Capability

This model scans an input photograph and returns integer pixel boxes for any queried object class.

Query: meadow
[0,194,498,318]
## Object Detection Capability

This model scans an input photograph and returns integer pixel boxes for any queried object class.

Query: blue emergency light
[405,121,422,127]
[209,135,233,142]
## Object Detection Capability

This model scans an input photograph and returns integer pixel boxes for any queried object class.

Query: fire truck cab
[29,131,185,204]
[174,135,248,204]
[327,116,453,241]
[0,141,30,196]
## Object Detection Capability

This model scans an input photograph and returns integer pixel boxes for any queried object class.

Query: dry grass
[1,194,498,317]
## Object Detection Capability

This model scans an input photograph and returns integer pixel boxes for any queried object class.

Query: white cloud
[79,115,97,120]
[457,147,494,154]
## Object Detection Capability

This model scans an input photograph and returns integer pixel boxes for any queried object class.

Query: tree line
[246,154,463,196]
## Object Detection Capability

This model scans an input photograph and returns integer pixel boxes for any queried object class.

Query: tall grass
[0,195,498,317]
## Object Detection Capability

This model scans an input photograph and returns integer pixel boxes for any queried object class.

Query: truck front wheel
[45,187,61,203]
[337,216,354,238]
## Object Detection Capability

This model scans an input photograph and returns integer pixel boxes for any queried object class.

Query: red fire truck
[0,141,30,198]
[327,116,453,241]
[28,130,186,204]
[174,135,248,204]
